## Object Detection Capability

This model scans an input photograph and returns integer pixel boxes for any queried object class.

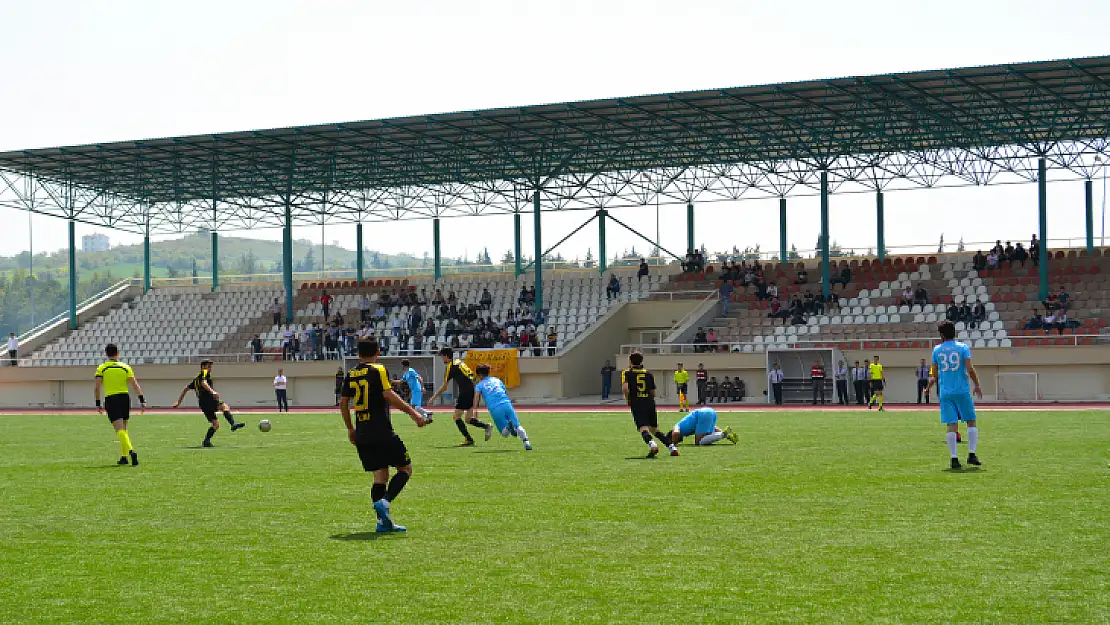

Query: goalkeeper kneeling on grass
[669,406,738,453]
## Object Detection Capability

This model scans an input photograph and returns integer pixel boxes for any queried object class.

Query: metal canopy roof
[1,55,1109,234]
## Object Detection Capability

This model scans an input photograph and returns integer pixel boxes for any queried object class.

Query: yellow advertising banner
[463,349,521,388]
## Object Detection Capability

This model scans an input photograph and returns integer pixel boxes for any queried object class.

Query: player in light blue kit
[928,320,983,470]
[668,406,738,455]
[400,359,433,423]
[473,364,532,450]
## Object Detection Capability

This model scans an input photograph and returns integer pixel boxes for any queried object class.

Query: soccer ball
[259,419,272,432]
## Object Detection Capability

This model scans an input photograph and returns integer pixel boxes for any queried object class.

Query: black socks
[640,431,653,445]
[223,410,236,426]
[371,483,387,502]
[205,426,216,442]
[455,419,473,441]
[385,472,410,501]
[655,431,672,445]
[467,417,490,429]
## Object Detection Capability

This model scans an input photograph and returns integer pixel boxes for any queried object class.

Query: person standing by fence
[768,362,784,405]
[600,360,616,400]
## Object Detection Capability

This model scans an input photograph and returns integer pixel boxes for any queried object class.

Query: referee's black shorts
[677,383,689,395]
[104,394,130,423]
[871,379,885,392]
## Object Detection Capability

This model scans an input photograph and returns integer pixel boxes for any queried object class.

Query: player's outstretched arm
[384,389,427,427]
[172,386,188,408]
[129,377,147,414]
[966,360,983,399]
[339,396,357,445]
[94,377,104,414]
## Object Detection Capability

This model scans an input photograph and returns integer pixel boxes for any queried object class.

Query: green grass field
[1,409,1107,624]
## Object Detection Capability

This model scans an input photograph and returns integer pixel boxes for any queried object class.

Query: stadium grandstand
[2,55,1110,407]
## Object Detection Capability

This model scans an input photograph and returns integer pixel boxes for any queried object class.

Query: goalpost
[995,372,1039,402]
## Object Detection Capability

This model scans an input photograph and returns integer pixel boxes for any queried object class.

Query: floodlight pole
[433,217,442,280]
[68,219,77,330]
[533,190,543,314]
[355,222,364,282]
[1038,157,1049,301]
[876,191,886,262]
[598,209,608,275]
[820,170,831,300]
[779,198,787,264]
[513,212,523,277]
[1084,179,1094,254]
[283,201,294,323]
[143,222,151,294]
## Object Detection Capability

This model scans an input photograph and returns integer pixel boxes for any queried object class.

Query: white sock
[967,427,978,453]
[946,432,958,458]
[699,432,725,445]
[515,425,528,442]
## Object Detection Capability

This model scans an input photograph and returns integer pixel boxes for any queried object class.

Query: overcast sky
[2,0,1108,265]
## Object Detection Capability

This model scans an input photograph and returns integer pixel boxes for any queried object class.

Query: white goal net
[995,373,1039,402]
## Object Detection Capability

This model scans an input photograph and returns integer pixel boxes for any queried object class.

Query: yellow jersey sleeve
[376,364,392,391]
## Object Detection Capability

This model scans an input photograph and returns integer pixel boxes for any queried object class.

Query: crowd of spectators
[278,284,553,360]
[973,235,1040,271]
[767,290,839,325]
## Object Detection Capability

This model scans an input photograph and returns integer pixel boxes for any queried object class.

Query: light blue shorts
[939,393,977,424]
[409,392,423,408]
[489,404,520,434]
[694,409,717,435]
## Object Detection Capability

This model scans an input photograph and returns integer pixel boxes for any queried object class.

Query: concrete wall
[612,346,1110,403]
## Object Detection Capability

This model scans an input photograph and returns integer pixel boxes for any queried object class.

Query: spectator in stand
[270,298,283,326]
[1004,241,1015,261]
[1043,289,1059,313]
[826,291,840,312]
[706,328,719,352]
[378,330,390,356]
[831,264,851,286]
[374,298,386,321]
[766,282,779,301]
[913,284,928,311]
[344,326,357,355]
[637,258,649,280]
[958,300,972,324]
[970,300,986,329]
[546,326,557,356]
[693,327,708,353]
[281,324,294,361]
[946,302,960,323]
[1013,242,1029,267]
[1030,234,1041,266]
[803,291,816,314]
[719,279,733,315]
[987,249,1000,269]
[684,250,697,273]
[251,334,263,362]
[413,333,424,355]
[769,297,789,324]
[305,324,317,360]
[973,250,987,272]
[1024,309,1044,330]
[320,290,333,320]
[480,288,493,310]
[409,305,423,336]
[359,294,370,322]
[1044,311,1064,335]
[901,285,914,308]
[768,363,784,405]
[790,306,806,326]
[390,312,402,337]
[600,360,616,399]
[1057,286,1071,313]
[423,319,436,339]
[991,240,1004,259]
[606,274,621,300]
[794,268,809,284]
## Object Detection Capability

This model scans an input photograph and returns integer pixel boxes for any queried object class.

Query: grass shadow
[624,456,656,461]
[431,445,478,450]
[943,467,985,474]
[473,449,515,454]
[85,465,129,469]
[329,532,403,541]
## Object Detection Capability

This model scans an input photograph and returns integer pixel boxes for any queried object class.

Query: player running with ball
[927,321,984,470]
[669,406,738,449]
[473,364,532,450]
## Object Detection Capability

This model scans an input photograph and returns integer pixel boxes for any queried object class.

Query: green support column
[355,222,364,282]
[876,191,886,261]
[282,202,294,323]
[686,202,695,254]
[67,220,77,330]
[533,190,543,313]
[820,170,831,300]
[514,212,522,276]
[1085,180,1094,254]
[598,209,608,275]
[211,231,219,292]
[1038,158,1049,300]
[778,198,787,264]
[143,231,151,293]
[433,218,442,280]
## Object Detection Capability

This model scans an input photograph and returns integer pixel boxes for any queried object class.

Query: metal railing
[703,238,1100,264]
[619,333,1109,355]
[17,279,138,343]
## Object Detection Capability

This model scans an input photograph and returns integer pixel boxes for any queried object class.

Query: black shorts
[455,387,475,410]
[104,394,130,423]
[356,434,411,472]
[630,402,658,429]
[677,383,689,395]
[199,399,220,421]
[871,380,885,391]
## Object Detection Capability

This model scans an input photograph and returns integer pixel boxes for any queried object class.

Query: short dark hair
[400,359,410,368]
[629,351,644,367]
[358,338,380,358]
[938,320,956,341]
[439,347,454,358]
[475,364,491,377]
[105,344,119,357]
[200,359,213,367]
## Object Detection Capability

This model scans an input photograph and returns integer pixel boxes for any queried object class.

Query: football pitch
[1,409,1107,624]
